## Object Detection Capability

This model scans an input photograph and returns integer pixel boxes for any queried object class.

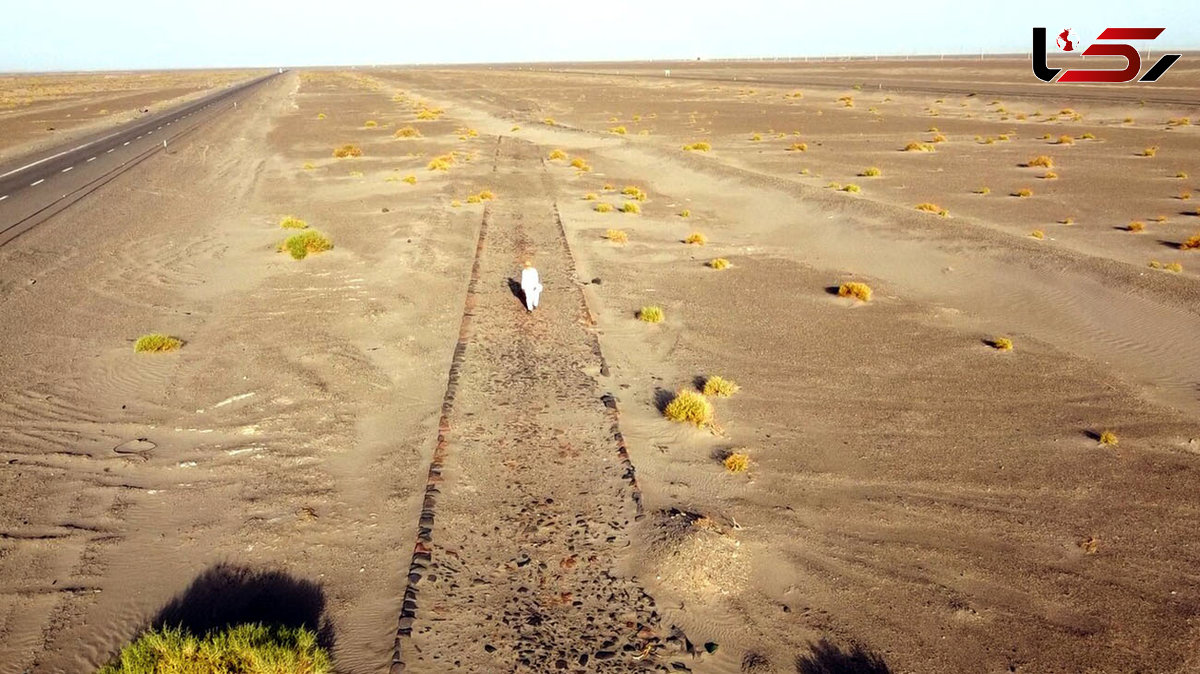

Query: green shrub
[281,231,333,260]
[97,624,330,674]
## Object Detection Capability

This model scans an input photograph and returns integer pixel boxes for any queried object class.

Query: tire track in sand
[391,136,689,672]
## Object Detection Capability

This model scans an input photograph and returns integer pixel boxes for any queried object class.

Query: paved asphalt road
[0,71,281,247]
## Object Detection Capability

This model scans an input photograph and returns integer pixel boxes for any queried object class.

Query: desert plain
[1,56,1199,673]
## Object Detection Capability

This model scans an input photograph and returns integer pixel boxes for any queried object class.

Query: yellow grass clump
[610,126,627,135]
[1176,171,1189,179]
[683,141,712,152]
[316,113,326,120]
[466,194,482,204]
[363,120,378,128]
[134,334,182,353]
[842,184,861,193]
[1056,135,1074,145]
[1043,171,1057,180]
[860,167,881,177]
[1182,191,1193,201]
[402,174,417,185]
[394,126,421,138]
[570,157,591,171]
[1142,146,1158,157]
[594,202,614,213]
[96,624,330,674]
[1027,155,1054,168]
[708,257,730,270]
[904,142,936,152]
[991,337,1013,351]
[583,192,598,201]
[1060,217,1075,225]
[1168,117,1191,126]
[548,149,568,161]
[723,452,750,473]
[543,117,556,125]
[478,189,495,200]
[333,144,362,158]
[427,155,454,171]
[931,134,948,143]
[915,202,943,213]
[638,306,664,323]
[1152,215,1168,223]
[750,133,762,141]
[1180,233,1200,250]
[1098,430,1118,446]
[1030,230,1045,239]
[605,229,629,244]
[663,390,713,427]
[1128,221,1145,232]
[678,209,691,217]
[620,201,641,214]
[684,232,707,245]
[622,186,648,201]
[1080,132,1096,140]
[281,230,333,260]
[1013,188,1033,198]
[302,162,315,170]
[787,142,808,152]
[280,216,308,229]
[703,376,740,398]
[838,282,872,302]
[975,186,991,195]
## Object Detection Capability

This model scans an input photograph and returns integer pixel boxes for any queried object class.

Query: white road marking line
[30,179,44,186]
[87,156,96,162]
[61,166,73,173]
[0,129,124,179]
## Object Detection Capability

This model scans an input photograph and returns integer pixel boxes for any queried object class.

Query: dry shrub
[682,141,711,152]
[1168,117,1191,126]
[620,202,641,214]
[281,230,333,260]
[842,184,861,193]
[915,202,943,213]
[1027,155,1054,168]
[1056,135,1074,145]
[280,216,308,229]
[703,376,739,398]
[1128,221,1145,232]
[931,134,948,143]
[316,113,326,120]
[1080,132,1096,139]
[991,337,1013,351]
[723,453,750,473]
[678,209,691,217]
[543,117,556,125]
[1030,230,1046,239]
[975,186,991,195]
[1043,171,1058,180]
[302,162,315,170]
[904,142,936,152]
[402,174,417,185]
[838,282,872,302]
[594,202,614,213]
[1013,188,1033,198]
[333,144,362,158]
[466,194,481,204]
[622,186,648,201]
[363,120,377,127]
[638,306,664,323]
[860,167,881,177]
[610,126,627,135]
[749,132,762,141]
[583,192,598,201]
[787,142,808,152]
[570,157,591,171]
[1180,233,1200,250]
[605,229,629,244]
[1099,430,1118,446]
[684,232,707,245]
[134,333,182,353]
[1177,171,1189,179]
[548,149,568,160]
[708,258,730,270]
[427,155,454,171]
[663,390,713,427]
[1142,146,1159,157]
[478,189,495,200]
[394,126,421,138]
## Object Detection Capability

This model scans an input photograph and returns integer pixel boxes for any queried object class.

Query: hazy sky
[2,0,1199,71]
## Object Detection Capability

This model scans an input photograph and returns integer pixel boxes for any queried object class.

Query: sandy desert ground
[0,69,267,163]
[1,58,1199,673]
